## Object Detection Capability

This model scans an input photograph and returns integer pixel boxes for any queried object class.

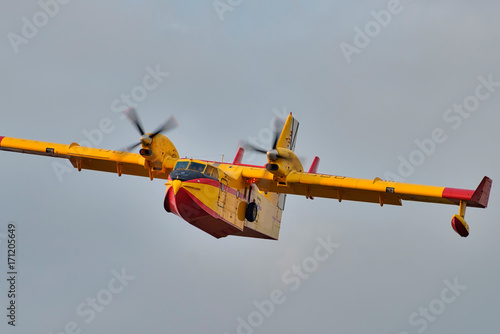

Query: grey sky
[1,1,499,333]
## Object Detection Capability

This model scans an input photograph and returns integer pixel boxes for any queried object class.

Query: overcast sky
[1,1,500,333]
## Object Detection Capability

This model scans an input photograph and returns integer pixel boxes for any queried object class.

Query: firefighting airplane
[0,109,492,239]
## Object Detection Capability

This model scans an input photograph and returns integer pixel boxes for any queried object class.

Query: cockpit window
[174,161,189,170]
[174,160,216,178]
[174,161,206,172]
[188,162,206,173]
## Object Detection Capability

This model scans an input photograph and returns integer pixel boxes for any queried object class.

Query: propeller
[242,118,287,161]
[123,107,178,152]
[126,107,146,136]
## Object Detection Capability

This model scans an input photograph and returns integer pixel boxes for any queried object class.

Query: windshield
[174,161,206,173]
[188,162,206,173]
[173,161,218,179]
[174,161,189,170]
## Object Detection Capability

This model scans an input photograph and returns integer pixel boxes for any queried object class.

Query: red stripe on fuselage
[186,178,220,187]
[221,182,245,199]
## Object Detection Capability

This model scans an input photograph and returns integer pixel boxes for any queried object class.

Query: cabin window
[204,165,219,179]
[211,168,219,179]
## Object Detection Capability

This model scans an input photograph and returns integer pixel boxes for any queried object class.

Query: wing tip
[442,176,492,208]
[0,136,4,147]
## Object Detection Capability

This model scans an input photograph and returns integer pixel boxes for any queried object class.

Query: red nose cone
[451,215,469,238]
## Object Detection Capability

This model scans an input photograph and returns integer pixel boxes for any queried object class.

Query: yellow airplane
[0,109,491,239]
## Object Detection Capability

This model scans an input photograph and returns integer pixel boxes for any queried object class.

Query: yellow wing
[240,166,491,209]
[237,112,491,209]
[239,166,492,237]
[0,136,175,180]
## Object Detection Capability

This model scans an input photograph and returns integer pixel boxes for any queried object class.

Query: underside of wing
[0,136,173,180]
[241,167,491,209]
[277,174,405,206]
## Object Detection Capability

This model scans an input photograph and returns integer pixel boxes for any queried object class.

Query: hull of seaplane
[164,177,243,239]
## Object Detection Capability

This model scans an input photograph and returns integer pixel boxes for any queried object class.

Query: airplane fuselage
[164,159,284,239]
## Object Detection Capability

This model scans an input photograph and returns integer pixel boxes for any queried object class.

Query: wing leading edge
[0,136,173,179]
[240,167,491,208]
[239,166,491,237]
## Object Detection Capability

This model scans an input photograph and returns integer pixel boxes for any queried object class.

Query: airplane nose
[172,179,182,196]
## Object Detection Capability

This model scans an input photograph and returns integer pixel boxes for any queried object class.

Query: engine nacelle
[265,147,303,178]
[141,134,179,171]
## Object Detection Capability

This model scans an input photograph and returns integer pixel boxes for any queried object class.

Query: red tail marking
[470,176,492,208]
[442,176,492,208]
[232,147,245,164]
[442,187,474,201]
[308,156,320,173]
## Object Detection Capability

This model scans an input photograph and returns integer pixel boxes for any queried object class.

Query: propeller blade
[124,107,146,136]
[271,118,285,150]
[242,142,268,155]
[151,116,179,138]
[240,117,286,160]
[272,131,280,150]
[124,141,141,152]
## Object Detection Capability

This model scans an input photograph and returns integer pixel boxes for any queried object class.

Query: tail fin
[276,113,299,151]
[232,147,245,164]
[262,113,299,227]
[470,176,492,208]
[308,156,320,174]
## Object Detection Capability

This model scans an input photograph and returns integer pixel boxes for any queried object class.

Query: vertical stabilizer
[276,113,299,151]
